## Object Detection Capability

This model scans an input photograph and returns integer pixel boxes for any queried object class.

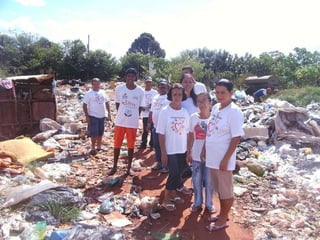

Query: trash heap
[233,95,320,239]
[0,84,319,240]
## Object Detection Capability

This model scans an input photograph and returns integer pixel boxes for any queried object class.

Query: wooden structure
[245,75,279,95]
[0,74,56,140]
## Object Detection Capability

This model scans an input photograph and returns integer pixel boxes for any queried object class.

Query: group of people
[82,66,244,232]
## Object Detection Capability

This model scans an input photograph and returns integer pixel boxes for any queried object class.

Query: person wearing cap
[148,79,170,173]
[108,68,144,176]
[139,76,158,149]
[83,78,111,155]
[182,65,207,95]
[253,88,272,102]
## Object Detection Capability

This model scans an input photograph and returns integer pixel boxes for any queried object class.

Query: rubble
[0,84,320,239]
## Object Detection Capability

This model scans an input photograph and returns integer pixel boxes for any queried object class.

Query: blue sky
[1,0,320,59]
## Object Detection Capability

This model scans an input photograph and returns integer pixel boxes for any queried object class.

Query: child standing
[187,92,216,213]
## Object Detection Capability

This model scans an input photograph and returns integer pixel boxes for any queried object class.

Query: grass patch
[273,87,320,107]
[35,196,80,224]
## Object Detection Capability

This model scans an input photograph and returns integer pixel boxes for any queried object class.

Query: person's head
[124,68,138,86]
[167,83,187,104]
[182,65,194,75]
[91,77,101,91]
[144,76,153,90]
[215,79,234,106]
[157,79,169,95]
[196,92,212,113]
[266,87,272,94]
[180,73,195,94]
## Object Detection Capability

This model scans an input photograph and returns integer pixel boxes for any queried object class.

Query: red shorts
[114,126,137,149]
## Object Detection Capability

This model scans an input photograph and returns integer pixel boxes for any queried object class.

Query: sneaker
[160,167,169,173]
[176,185,192,195]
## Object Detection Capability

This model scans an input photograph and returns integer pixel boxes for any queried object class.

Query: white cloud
[15,0,46,7]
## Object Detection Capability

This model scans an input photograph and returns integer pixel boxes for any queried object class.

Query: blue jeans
[166,152,188,190]
[152,128,162,167]
[192,160,214,209]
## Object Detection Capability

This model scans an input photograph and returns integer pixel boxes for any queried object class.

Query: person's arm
[83,103,90,124]
[219,136,241,171]
[187,132,194,163]
[159,133,168,166]
[147,111,153,131]
[105,101,111,121]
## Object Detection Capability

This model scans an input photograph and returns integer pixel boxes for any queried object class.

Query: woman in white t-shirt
[205,79,244,232]
[157,83,190,211]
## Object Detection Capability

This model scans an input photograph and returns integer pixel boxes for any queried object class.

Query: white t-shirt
[150,94,170,129]
[141,88,158,118]
[189,113,210,161]
[114,84,144,128]
[205,102,244,170]
[156,105,190,155]
[194,82,207,95]
[82,89,109,118]
[182,97,199,115]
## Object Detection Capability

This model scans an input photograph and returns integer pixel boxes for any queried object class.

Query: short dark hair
[167,83,187,101]
[216,79,233,92]
[125,68,137,75]
[182,65,194,73]
[197,92,212,102]
[91,77,100,83]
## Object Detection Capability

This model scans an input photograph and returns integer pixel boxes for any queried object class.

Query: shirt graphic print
[207,112,221,137]
[170,117,186,135]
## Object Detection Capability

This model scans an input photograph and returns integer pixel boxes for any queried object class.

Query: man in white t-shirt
[148,79,170,172]
[139,76,158,149]
[108,68,144,176]
[182,65,207,95]
[83,78,111,155]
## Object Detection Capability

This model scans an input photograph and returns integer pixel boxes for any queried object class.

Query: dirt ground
[81,142,254,240]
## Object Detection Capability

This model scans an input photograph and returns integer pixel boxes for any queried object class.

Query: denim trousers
[166,152,188,190]
[152,128,162,167]
[191,160,214,209]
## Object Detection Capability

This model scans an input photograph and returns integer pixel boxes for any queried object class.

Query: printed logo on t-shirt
[194,121,207,140]
[95,92,104,104]
[170,117,186,135]
[207,113,221,137]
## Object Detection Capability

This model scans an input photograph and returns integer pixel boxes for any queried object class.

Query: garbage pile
[0,84,319,240]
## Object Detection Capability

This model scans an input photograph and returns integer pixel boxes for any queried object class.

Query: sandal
[206,223,229,232]
[190,205,202,212]
[163,203,176,211]
[170,196,184,204]
[207,215,230,222]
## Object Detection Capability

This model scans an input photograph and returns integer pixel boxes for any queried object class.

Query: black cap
[125,68,137,75]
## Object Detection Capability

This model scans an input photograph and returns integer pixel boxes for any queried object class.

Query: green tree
[127,33,165,58]
[60,39,87,79]
[85,49,120,81]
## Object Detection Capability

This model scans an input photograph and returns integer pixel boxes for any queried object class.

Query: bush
[274,87,320,107]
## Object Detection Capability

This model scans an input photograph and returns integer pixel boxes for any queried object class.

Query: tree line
[1,31,320,89]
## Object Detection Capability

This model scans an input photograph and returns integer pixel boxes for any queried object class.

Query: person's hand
[146,123,152,131]
[161,153,168,166]
[85,116,90,124]
[200,149,205,162]
[106,115,112,121]
[187,151,192,164]
[219,159,228,171]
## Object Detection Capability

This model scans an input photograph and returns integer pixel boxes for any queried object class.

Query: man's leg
[126,148,134,175]
[140,117,148,148]
[108,148,120,175]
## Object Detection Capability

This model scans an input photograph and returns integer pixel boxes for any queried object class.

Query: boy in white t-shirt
[139,76,158,149]
[108,68,144,176]
[83,78,111,155]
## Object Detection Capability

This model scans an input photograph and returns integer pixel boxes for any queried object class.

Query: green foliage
[35,196,80,224]
[127,32,165,58]
[274,87,320,107]
[119,53,149,79]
